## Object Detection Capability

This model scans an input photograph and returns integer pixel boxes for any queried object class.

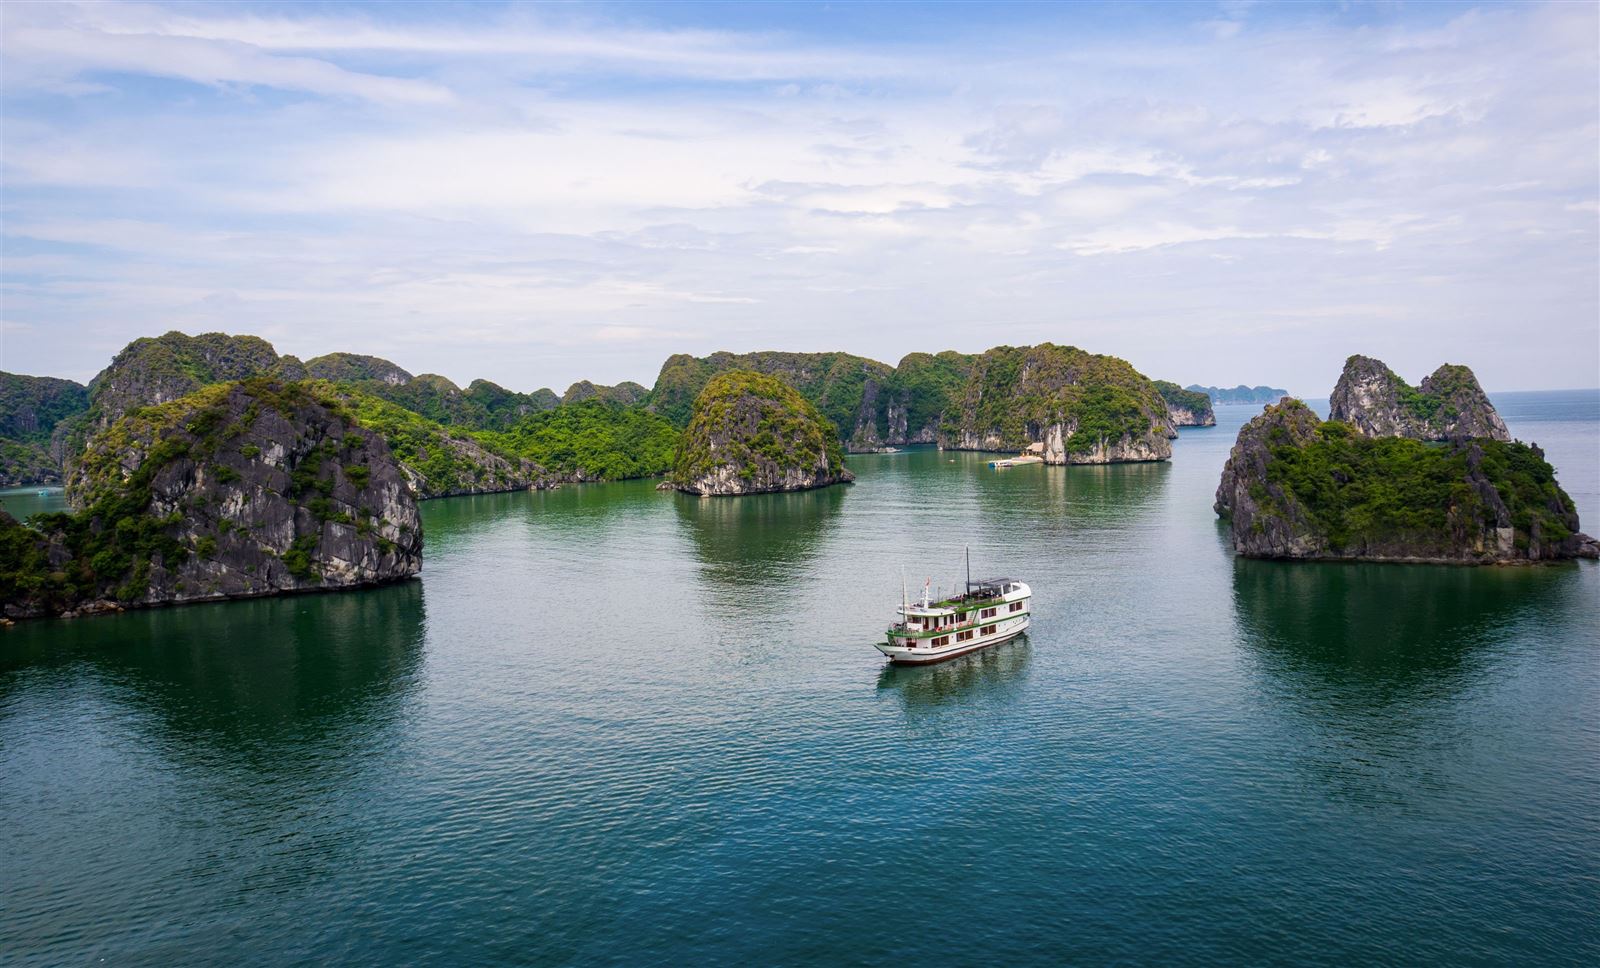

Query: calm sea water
[3,391,1597,966]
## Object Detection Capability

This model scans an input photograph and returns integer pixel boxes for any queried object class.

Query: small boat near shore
[988,455,1043,468]
[877,551,1031,665]
[989,441,1046,469]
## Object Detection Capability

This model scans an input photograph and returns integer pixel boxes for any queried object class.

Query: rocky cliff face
[42,332,567,497]
[86,331,286,431]
[1328,355,1510,442]
[940,344,1175,464]
[2,379,422,620]
[669,371,854,496]
[0,373,90,485]
[1154,381,1216,428]
[1215,398,1595,562]
[1213,400,1333,558]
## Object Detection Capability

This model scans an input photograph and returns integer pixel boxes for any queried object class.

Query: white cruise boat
[877,571,1032,665]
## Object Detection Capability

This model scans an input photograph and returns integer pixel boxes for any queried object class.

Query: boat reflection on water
[875,634,1033,710]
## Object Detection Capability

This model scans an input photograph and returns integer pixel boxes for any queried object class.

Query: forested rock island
[1215,357,1596,563]
[2,380,422,619]
[667,371,854,496]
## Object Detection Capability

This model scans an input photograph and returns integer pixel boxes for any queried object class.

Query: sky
[1,0,1596,396]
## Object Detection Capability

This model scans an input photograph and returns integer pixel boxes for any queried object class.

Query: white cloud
[0,1,1595,394]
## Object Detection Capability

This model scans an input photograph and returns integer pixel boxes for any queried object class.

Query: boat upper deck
[899,578,1030,616]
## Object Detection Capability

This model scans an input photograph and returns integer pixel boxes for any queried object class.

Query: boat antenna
[965,545,971,596]
[902,566,908,619]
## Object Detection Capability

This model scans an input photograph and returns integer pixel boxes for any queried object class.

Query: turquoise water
[2,391,1597,965]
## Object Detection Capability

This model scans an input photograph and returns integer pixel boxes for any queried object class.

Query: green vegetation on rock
[324,383,549,497]
[1154,381,1211,414]
[946,344,1172,457]
[649,351,893,441]
[482,400,679,480]
[887,351,974,439]
[1263,423,1573,553]
[1216,397,1591,561]
[670,370,852,495]
[562,380,649,408]
[85,331,283,428]
[0,372,89,484]
[464,379,561,430]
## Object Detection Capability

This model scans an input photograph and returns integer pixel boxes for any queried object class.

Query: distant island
[1154,381,1216,427]
[1187,384,1289,405]
[1215,356,1596,563]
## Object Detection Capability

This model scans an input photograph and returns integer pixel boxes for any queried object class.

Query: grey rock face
[1214,397,1593,562]
[61,380,421,612]
[1165,404,1216,428]
[1213,399,1330,558]
[1328,355,1509,442]
[87,331,283,431]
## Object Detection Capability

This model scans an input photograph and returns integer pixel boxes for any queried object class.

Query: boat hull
[875,614,1029,665]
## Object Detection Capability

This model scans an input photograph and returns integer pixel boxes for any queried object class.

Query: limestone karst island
[4,3,1598,967]
[4,334,1593,620]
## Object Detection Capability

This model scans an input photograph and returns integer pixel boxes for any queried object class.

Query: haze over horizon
[2,1,1597,395]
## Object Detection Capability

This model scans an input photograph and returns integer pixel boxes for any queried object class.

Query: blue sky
[2,1,1596,394]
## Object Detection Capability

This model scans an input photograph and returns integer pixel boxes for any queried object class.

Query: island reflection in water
[1230,557,1570,692]
[1,582,426,957]
[0,579,426,756]
[672,484,847,584]
[1229,557,1583,806]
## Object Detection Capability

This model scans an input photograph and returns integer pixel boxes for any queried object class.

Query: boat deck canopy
[973,577,1017,593]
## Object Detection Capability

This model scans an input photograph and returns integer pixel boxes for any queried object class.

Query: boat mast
[965,546,971,596]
